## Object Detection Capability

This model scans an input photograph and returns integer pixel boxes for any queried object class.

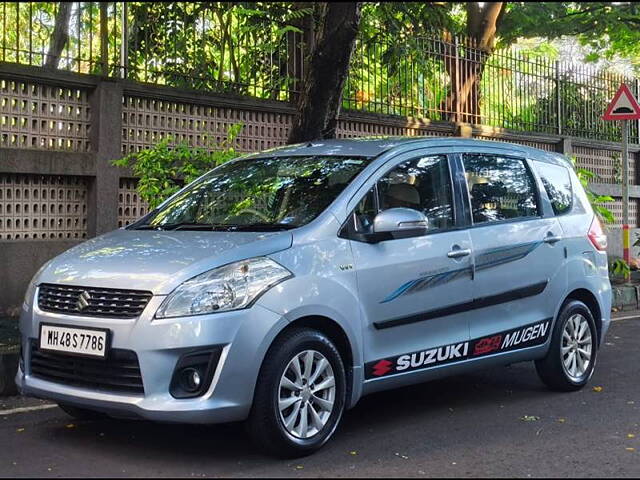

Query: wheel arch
[258,314,359,409]
[563,288,603,344]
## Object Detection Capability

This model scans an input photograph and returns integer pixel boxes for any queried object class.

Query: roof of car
[242,136,571,166]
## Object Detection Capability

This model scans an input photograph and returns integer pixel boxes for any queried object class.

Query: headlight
[155,257,292,319]
[23,260,52,308]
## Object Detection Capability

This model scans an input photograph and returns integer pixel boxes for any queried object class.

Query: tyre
[58,402,107,420]
[535,300,598,392]
[0,354,18,397]
[247,328,347,458]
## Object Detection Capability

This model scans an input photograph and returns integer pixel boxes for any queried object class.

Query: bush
[113,123,244,210]
[610,258,631,278]
[569,156,615,225]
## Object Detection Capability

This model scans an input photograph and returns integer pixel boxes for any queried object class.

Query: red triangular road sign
[603,83,640,120]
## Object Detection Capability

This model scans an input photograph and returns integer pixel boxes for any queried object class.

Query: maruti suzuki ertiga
[18,137,611,457]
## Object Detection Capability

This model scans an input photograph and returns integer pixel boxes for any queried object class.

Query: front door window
[353,154,454,234]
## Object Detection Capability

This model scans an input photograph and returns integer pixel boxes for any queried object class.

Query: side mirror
[369,208,428,242]
[340,208,429,244]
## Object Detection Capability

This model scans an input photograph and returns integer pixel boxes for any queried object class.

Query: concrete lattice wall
[1,63,639,314]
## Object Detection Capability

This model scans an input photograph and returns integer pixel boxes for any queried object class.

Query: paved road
[1,317,639,478]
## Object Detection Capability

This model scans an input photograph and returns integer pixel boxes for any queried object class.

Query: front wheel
[535,300,598,391]
[247,328,346,458]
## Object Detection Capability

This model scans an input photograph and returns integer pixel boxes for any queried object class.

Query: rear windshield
[535,162,573,215]
[132,156,371,231]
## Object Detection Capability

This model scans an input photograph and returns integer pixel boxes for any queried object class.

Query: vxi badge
[366,320,551,379]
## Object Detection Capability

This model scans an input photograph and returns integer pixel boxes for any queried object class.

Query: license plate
[39,324,110,359]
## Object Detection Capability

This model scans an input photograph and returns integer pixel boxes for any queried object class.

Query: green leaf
[113,123,244,209]
[610,258,631,276]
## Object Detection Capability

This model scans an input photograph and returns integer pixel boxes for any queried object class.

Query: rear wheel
[535,300,598,391]
[58,402,107,420]
[247,328,346,458]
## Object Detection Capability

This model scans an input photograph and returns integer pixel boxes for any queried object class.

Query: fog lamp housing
[169,346,224,399]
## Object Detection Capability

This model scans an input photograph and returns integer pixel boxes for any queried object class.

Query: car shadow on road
[35,362,554,467]
[344,362,549,430]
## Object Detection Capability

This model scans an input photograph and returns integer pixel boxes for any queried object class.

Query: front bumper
[17,296,288,424]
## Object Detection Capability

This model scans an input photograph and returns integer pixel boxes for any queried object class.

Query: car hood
[37,229,293,294]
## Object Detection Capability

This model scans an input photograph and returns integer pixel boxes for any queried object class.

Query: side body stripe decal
[379,241,543,304]
[374,280,548,329]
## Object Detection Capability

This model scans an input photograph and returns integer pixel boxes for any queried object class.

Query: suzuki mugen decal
[365,319,551,379]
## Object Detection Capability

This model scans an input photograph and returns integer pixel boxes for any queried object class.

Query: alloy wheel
[278,350,336,439]
[561,313,593,381]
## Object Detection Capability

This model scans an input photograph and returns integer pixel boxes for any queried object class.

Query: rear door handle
[447,248,471,259]
[544,233,562,244]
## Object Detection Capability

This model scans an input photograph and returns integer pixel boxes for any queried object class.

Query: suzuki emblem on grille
[76,290,91,311]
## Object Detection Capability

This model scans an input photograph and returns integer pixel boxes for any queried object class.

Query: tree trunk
[270,3,316,101]
[99,2,109,75]
[44,2,72,69]
[454,46,491,124]
[215,8,228,84]
[287,2,362,144]
[441,2,505,124]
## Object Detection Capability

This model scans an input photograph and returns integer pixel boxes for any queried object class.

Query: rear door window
[535,162,573,215]
[462,154,539,224]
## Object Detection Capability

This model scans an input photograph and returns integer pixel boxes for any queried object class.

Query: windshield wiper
[130,224,159,230]
[132,222,297,232]
[170,223,298,231]
[170,223,227,231]
[131,222,217,231]
[228,223,298,231]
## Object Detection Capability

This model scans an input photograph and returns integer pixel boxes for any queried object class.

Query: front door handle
[447,248,471,259]
[544,233,562,244]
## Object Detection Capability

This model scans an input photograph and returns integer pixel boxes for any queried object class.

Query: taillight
[587,216,607,251]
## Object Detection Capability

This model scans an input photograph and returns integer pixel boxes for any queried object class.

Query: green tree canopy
[500,2,640,64]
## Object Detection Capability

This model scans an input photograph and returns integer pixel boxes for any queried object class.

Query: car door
[345,151,475,381]
[459,152,567,351]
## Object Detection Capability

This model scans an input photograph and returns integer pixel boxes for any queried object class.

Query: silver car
[18,138,611,457]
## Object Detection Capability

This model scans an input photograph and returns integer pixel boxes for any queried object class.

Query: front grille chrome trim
[38,284,153,319]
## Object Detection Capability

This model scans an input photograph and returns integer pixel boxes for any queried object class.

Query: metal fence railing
[342,35,639,143]
[1,2,305,101]
[1,1,638,143]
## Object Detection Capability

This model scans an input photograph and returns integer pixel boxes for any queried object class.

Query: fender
[257,276,364,365]
[256,268,365,408]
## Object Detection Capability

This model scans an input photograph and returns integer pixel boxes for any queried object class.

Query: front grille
[38,284,152,318]
[30,340,144,395]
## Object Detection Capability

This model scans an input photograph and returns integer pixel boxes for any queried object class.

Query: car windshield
[131,155,371,231]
